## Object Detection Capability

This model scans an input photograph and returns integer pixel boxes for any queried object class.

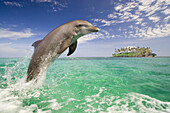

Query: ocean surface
[0,57,170,113]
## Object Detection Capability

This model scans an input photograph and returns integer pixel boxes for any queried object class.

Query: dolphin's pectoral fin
[67,41,77,56]
[57,36,73,54]
[32,40,43,49]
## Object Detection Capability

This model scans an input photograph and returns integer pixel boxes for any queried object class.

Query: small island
[113,46,157,57]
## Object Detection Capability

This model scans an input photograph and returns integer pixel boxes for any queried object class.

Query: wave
[0,85,170,113]
[0,54,170,113]
[74,87,170,113]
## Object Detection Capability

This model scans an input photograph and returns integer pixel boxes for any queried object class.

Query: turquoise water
[0,57,170,113]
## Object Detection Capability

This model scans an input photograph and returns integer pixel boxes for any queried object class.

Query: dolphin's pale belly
[37,49,61,72]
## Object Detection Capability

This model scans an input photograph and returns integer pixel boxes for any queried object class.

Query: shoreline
[1,56,170,59]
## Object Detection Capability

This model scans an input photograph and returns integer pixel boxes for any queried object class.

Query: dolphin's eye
[76,24,83,27]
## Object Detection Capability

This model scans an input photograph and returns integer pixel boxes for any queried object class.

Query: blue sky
[0,0,170,57]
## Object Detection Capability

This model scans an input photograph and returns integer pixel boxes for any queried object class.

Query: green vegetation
[113,46,157,57]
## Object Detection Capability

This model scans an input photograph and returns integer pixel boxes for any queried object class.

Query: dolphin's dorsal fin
[67,41,77,56]
[32,40,43,49]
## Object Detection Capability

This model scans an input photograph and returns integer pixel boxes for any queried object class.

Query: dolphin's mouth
[88,26,100,32]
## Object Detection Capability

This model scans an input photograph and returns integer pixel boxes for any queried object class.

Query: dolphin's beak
[88,26,100,32]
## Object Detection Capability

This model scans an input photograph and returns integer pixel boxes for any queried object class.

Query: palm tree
[118,49,120,53]
[115,48,118,54]
[120,48,123,53]
[131,48,135,53]
[121,48,125,53]
[128,47,131,52]
[125,47,128,53]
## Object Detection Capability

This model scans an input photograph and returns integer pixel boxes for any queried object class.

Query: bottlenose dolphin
[26,20,100,82]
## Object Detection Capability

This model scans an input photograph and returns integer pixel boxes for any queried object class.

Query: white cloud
[4,1,23,7]
[0,28,35,40]
[137,0,168,16]
[78,30,113,44]
[148,16,160,22]
[135,18,143,24]
[0,43,33,58]
[92,0,170,40]
[107,14,117,19]
[133,24,170,39]
[35,0,52,2]
[164,16,170,23]
[31,0,68,12]
[79,33,104,43]
[101,20,116,26]
[115,5,122,11]
[138,0,156,6]
[79,34,98,44]
[4,0,68,12]
[161,8,170,15]
[101,30,110,36]
[0,43,18,53]
[93,19,115,26]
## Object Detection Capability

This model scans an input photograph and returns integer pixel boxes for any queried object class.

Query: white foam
[76,88,170,113]
[0,49,48,113]
[105,93,170,113]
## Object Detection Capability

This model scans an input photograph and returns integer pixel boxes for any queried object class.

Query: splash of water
[0,50,46,113]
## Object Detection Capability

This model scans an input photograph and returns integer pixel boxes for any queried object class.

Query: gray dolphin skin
[26,20,100,82]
